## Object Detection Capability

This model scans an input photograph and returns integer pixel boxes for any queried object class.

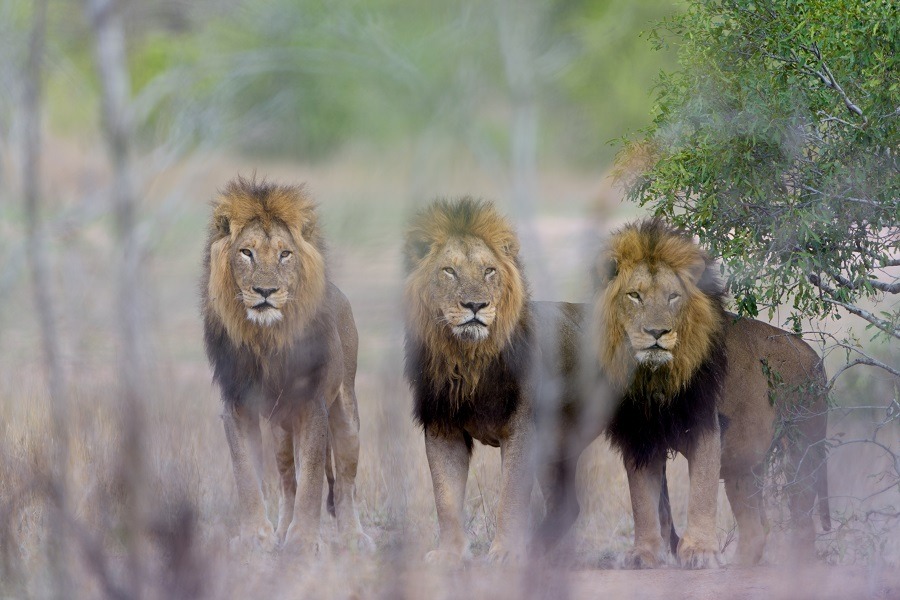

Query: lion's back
[719,315,826,469]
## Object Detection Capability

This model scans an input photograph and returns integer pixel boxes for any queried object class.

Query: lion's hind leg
[273,424,296,544]
[724,470,766,566]
[328,384,375,552]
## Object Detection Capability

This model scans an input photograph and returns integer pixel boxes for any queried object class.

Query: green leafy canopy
[622,0,898,338]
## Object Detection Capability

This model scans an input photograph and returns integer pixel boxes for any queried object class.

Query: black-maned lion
[402,197,620,562]
[594,218,830,568]
[201,176,373,554]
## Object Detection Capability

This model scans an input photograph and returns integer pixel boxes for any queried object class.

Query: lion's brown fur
[595,219,726,398]
[403,197,527,402]
[203,176,326,356]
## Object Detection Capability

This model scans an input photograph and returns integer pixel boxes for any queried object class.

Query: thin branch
[827,357,900,392]
[804,43,866,120]
[831,272,900,294]
[808,273,900,339]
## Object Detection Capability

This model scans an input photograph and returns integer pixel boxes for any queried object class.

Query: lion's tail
[660,466,680,555]
[325,431,336,518]
[817,447,831,532]
[813,370,831,532]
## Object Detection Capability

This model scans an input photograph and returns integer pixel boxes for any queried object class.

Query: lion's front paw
[282,524,322,556]
[345,529,376,554]
[485,541,526,564]
[623,545,665,569]
[424,545,470,565]
[677,536,722,569]
[230,519,278,554]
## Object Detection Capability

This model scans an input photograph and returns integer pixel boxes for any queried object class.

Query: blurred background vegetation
[0,0,682,169]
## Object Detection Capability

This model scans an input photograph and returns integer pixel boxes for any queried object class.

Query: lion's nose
[644,327,670,340]
[461,301,489,314]
[253,287,278,298]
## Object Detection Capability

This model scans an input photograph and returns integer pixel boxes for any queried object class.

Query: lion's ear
[591,255,617,290]
[404,235,432,271]
[501,236,520,258]
[215,215,230,236]
[598,255,618,281]
[687,257,707,285]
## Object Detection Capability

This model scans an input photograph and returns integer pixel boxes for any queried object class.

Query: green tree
[623,0,898,381]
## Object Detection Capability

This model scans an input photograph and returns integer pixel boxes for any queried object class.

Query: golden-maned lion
[594,218,830,568]
[402,197,620,562]
[201,176,373,553]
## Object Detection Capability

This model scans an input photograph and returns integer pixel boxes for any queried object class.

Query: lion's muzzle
[449,300,493,342]
[243,286,288,326]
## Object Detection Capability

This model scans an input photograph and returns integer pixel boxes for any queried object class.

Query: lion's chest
[207,322,340,422]
[408,343,529,442]
[462,418,508,447]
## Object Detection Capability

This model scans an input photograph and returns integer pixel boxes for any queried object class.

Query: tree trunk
[495,0,552,293]
[22,1,71,597]
[85,0,146,594]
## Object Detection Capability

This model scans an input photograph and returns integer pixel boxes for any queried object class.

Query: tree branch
[831,272,900,294]
[827,356,900,392]
[804,43,866,120]
[808,273,900,339]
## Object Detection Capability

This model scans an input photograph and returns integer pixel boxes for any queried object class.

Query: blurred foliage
[6,0,682,165]
[622,0,899,337]
[551,0,683,163]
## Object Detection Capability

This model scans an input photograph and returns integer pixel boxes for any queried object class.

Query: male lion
[201,177,372,553]
[594,219,830,568]
[402,197,622,562]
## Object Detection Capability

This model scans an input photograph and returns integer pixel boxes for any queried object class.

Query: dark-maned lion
[201,177,373,553]
[593,219,830,568]
[402,197,618,562]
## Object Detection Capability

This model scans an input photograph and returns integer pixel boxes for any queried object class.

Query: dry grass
[1,142,898,598]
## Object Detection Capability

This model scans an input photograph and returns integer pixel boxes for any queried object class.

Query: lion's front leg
[678,417,723,569]
[624,456,667,568]
[424,426,471,563]
[222,403,277,552]
[283,398,328,555]
[487,418,534,563]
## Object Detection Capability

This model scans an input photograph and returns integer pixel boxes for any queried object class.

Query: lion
[403,197,646,562]
[201,176,373,554]
[593,218,830,568]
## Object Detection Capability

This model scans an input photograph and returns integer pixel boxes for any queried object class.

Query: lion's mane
[403,198,528,401]
[201,176,327,357]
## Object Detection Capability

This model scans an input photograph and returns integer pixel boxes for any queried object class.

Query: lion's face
[595,218,725,394]
[426,237,504,342]
[616,264,687,369]
[229,220,301,327]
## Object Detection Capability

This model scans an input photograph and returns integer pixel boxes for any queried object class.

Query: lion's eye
[484,267,496,278]
[280,250,292,260]
[240,248,253,258]
[669,292,680,302]
[443,267,457,277]
[627,291,642,303]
